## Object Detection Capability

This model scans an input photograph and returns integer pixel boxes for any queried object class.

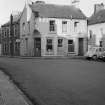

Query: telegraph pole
[10,14,14,56]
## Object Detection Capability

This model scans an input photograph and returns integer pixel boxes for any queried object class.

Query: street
[0,57,105,105]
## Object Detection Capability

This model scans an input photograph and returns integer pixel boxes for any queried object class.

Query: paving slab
[0,70,31,105]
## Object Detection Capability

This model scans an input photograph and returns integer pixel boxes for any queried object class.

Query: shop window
[58,39,63,47]
[68,40,74,52]
[46,39,53,52]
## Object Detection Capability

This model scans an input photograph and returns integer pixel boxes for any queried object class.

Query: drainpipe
[10,14,14,56]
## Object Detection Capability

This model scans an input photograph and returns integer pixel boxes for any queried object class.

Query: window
[46,39,53,52]
[49,20,55,32]
[58,39,63,47]
[68,40,74,52]
[28,21,30,32]
[100,41,102,47]
[4,28,6,37]
[89,30,92,39]
[74,21,79,27]
[22,23,25,31]
[35,12,39,17]
[62,21,67,33]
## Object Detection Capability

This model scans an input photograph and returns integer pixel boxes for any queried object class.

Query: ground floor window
[46,38,53,52]
[58,38,63,47]
[68,39,74,52]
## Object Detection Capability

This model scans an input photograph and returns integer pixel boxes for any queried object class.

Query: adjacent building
[1,12,21,56]
[0,27,2,55]
[20,1,88,57]
[88,3,105,49]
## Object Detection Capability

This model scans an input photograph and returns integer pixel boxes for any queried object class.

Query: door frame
[78,38,84,56]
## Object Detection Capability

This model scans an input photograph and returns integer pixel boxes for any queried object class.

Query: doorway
[78,38,84,56]
[34,38,41,57]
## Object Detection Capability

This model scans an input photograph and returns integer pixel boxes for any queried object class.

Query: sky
[0,0,105,26]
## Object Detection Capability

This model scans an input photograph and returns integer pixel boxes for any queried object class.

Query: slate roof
[2,12,22,27]
[88,9,105,25]
[29,3,86,19]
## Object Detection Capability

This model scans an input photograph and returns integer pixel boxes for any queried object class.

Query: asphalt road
[0,57,105,105]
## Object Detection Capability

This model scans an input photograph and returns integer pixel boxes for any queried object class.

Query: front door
[78,38,84,56]
[34,38,41,57]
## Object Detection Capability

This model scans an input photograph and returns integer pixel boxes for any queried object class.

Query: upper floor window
[35,12,39,18]
[28,21,30,32]
[49,20,55,32]
[89,30,92,39]
[7,28,9,36]
[74,21,79,27]
[22,22,25,31]
[62,21,67,33]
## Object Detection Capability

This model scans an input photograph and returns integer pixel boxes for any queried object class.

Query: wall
[20,4,34,56]
[36,17,87,56]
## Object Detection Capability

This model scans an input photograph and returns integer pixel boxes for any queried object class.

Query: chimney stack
[94,3,104,14]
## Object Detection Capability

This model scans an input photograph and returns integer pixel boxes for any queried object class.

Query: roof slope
[30,3,86,19]
[88,9,105,25]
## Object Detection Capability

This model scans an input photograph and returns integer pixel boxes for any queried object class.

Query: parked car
[98,51,105,61]
[85,47,105,60]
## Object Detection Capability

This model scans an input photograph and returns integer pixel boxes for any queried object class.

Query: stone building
[1,12,21,56]
[20,1,88,57]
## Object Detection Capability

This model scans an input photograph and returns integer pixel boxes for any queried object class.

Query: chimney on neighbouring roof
[94,3,104,14]
[35,1,45,4]
[71,0,80,8]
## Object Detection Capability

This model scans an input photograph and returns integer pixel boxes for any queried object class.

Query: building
[88,3,105,49]
[0,27,2,55]
[20,1,88,57]
[1,12,21,56]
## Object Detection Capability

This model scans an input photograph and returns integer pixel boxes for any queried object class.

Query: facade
[0,28,2,55]
[1,13,21,56]
[20,1,88,57]
[88,3,105,49]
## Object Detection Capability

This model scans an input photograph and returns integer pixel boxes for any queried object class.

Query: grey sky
[0,0,105,26]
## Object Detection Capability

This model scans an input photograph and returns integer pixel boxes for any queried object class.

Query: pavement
[0,70,32,105]
[0,55,85,60]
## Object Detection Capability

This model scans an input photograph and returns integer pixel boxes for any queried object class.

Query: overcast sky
[0,0,105,26]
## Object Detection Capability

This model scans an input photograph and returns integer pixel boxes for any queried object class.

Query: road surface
[0,57,105,105]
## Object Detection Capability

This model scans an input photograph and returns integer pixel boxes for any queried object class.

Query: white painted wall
[88,23,105,46]
[36,18,87,38]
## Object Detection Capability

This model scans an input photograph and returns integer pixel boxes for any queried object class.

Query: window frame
[62,21,67,33]
[46,38,53,52]
[68,39,75,53]
[58,38,63,47]
[49,20,55,32]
